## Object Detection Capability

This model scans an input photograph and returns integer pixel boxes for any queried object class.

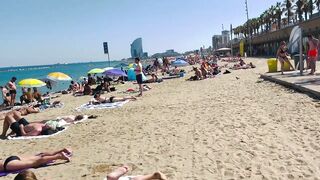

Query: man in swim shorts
[307,35,319,75]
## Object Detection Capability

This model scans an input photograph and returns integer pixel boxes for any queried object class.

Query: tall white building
[212,30,230,50]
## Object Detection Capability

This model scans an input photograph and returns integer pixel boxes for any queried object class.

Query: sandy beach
[1,58,320,179]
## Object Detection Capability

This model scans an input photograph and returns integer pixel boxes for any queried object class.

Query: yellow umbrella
[47,72,72,81]
[18,79,46,88]
[88,68,104,74]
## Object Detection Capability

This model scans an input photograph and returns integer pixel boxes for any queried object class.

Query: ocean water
[0,61,125,102]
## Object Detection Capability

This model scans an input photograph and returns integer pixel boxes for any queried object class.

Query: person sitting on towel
[0,111,59,138]
[90,94,136,105]
[143,74,160,83]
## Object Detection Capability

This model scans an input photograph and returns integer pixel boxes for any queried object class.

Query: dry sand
[1,58,320,179]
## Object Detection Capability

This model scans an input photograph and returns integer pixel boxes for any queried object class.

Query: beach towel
[76,100,129,111]
[39,102,64,111]
[7,127,69,140]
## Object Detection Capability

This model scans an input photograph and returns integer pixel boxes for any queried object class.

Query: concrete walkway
[261,70,320,99]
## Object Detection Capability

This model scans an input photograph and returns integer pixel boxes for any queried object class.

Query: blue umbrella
[171,59,189,67]
[103,68,127,77]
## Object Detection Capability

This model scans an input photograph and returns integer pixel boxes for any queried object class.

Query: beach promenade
[1,58,320,179]
[261,62,320,99]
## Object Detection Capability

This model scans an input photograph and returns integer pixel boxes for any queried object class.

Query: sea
[0,61,126,101]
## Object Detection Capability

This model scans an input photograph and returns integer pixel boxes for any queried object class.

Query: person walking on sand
[277,41,294,75]
[134,58,143,97]
[307,35,319,75]
[7,77,17,106]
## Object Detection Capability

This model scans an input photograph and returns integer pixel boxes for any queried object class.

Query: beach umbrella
[103,67,114,71]
[171,59,189,67]
[18,79,46,88]
[128,63,135,68]
[103,68,127,77]
[40,78,57,86]
[88,68,104,74]
[47,72,72,81]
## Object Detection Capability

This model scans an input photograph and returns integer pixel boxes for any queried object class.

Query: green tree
[295,0,305,22]
[282,0,294,25]
[315,0,320,13]
[274,2,283,29]
[307,0,314,18]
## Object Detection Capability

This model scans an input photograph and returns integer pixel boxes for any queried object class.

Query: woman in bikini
[0,148,71,173]
[90,94,136,105]
[277,41,295,75]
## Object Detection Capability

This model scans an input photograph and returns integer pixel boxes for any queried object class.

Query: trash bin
[267,58,278,73]
[283,61,291,71]
[293,54,305,70]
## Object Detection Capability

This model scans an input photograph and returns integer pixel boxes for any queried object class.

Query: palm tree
[307,0,315,18]
[274,2,283,29]
[295,0,305,22]
[315,0,320,13]
[282,0,294,25]
[259,12,267,32]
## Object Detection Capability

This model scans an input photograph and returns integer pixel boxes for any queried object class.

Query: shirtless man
[307,35,319,75]
[0,111,51,138]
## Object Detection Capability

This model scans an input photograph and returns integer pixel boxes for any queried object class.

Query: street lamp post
[245,0,252,57]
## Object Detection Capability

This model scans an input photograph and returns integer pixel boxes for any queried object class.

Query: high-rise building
[212,30,230,50]
[212,35,222,50]
[130,38,144,58]
[221,30,230,46]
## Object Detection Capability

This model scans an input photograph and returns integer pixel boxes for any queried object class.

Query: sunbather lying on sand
[0,148,71,173]
[231,62,256,70]
[0,111,89,139]
[0,106,40,120]
[105,165,167,180]
[90,94,137,105]
[0,111,57,138]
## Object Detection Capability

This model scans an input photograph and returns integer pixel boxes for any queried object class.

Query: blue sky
[0,0,280,66]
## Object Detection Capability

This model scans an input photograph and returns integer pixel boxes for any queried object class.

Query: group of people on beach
[277,35,319,75]
[0,50,290,180]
